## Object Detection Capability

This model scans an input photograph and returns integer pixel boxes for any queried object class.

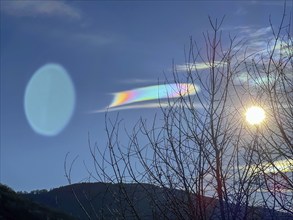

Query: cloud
[109,83,199,108]
[248,26,271,38]
[92,101,204,113]
[272,40,293,57]
[1,1,81,20]
[176,25,292,90]
[249,1,292,7]
[2,1,117,48]
[119,78,160,85]
[240,159,293,175]
[91,83,201,113]
[241,27,292,64]
[235,66,293,87]
[234,72,275,86]
[27,25,116,48]
[223,25,271,39]
[92,103,164,113]
[176,61,227,72]
[234,7,247,16]
[225,26,272,55]
[222,26,271,56]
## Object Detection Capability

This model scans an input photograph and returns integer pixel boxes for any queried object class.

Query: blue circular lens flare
[24,63,75,136]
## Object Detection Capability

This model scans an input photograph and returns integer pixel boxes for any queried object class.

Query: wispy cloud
[234,72,276,86]
[91,103,164,113]
[235,66,293,86]
[248,26,271,38]
[176,61,226,72]
[273,40,293,56]
[1,1,82,20]
[91,101,204,113]
[225,26,272,54]
[249,1,292,7]
[221,25,270,56]
[29,26,116,48]
[182,24,292,90]
[234,7,247,16]
[240,26,292,63]
[119,78,160,85]
[2,1,117,48]
[222,25,271,38]
[240,159,293,175]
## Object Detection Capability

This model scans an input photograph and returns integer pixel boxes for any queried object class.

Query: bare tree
[66,7,292,220]
[240,7,293,215]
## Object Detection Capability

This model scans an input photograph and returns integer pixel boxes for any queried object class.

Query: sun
[245,106,266,125]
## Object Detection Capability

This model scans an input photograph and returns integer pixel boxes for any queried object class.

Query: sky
[1,0,292,192]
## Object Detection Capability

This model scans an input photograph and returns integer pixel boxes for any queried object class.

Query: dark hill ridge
[20,182,293,220]
[0,184,76,220]
[22,182,184,219]
[21,182,217,219]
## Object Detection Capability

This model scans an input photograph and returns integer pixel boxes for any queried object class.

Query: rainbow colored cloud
[109,83,199,108]
[90,83,200,113]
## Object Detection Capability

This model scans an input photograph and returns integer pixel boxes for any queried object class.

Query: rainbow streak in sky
[109,83,199,108]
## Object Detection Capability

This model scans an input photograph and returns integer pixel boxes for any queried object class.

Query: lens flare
[24,63,75,136]
[110,83,199,108]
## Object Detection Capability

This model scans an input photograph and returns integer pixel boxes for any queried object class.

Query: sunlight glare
[245,106,266,125]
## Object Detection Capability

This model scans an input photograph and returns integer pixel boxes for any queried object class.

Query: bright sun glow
[245,106,266,125]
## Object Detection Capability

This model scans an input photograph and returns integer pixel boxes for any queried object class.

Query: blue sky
[1,0,291,192]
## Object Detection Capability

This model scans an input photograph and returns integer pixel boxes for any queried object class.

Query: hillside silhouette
[0,184,76,220]
[19,182,293,219]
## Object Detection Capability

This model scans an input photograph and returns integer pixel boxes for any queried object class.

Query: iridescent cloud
[176,61,227,72]
[110,83,199,108]
[240,159,293,174]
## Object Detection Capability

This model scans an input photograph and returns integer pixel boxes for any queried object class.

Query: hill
[20,182,293,220]
[21,182,182,219]
[0,184,76,220]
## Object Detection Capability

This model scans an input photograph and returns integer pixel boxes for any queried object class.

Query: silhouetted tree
[240,7,293,215]
[66,6,292,220]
